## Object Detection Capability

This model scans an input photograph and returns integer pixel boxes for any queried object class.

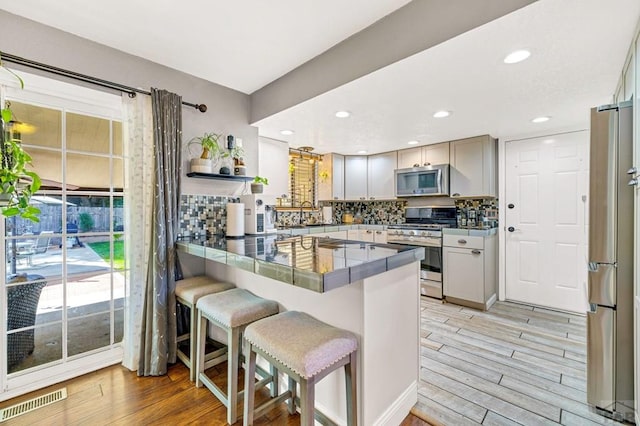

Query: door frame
[498,129,589,305]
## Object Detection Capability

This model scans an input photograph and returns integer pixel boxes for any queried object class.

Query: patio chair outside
[33,231,53,254]
[7,274,47,371]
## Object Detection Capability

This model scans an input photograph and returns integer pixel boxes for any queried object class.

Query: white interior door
[505,132,589,313]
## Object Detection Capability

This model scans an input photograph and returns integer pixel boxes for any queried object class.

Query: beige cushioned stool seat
[244,311,358,379]
[176,276,235,304]
[197,288,279,328]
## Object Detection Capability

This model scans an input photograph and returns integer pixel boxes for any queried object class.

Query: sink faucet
[299,200,314,225]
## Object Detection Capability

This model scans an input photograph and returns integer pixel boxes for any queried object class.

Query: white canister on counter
[226,202,245,238]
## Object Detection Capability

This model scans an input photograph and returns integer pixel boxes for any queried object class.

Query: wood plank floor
[0,361,427,425]
[414,297,624,426]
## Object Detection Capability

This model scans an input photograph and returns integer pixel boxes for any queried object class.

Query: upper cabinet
[367,151,397,199]
[318,153,345,200]
[344,156,368,200]
[449,135,497,198]
[397,142,449,169]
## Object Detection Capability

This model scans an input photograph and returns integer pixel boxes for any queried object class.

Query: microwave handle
[437,168,442,190]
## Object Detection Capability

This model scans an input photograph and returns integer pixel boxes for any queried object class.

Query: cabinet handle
[334,197,338,200]
[376,231,382,234]
[471,250,481,255]
[423,162,431,166]
[413,163,420,167]
[370,197,375,200]
[452,193,460,197]
[360,197,365,200]
[458,239,467,244]
[366,230,373,234]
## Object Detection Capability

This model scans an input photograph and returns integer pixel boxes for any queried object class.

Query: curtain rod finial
[196,104,207,113]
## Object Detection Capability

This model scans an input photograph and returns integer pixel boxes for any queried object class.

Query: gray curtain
[138,88,182,376]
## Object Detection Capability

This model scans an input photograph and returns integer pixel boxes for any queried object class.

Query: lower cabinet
[443,234,496,310]
[346,228,387,243]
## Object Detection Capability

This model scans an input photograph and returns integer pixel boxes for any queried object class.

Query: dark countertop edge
[176,238,424,293]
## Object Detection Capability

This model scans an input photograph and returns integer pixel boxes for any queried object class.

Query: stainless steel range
[387,206,457,299]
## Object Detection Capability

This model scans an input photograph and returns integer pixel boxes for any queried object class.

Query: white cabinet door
[423,142,449,166]
[397,148,422,169]
[443,246,484,303]
[318,153,344,200]
[449,135,497,197]
[367,151,397,199]
[344,156,368,200]
[258,137,289,197]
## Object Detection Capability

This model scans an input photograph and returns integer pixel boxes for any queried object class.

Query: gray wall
[0,10,258,197]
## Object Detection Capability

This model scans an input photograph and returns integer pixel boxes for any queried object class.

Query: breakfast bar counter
[177,234,423,425]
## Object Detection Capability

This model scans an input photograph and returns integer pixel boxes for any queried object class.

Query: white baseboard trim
[486,293,498,310]
[373,380,418,426]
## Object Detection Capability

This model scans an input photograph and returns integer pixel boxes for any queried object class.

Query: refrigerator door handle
[587,262,616,307]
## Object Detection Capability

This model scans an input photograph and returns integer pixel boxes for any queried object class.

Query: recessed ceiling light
[433,110,451,118]
[531,116,550,123]
[504,49,531,64]
[407,140,419,145]
[280,129,294,135]
[357,150,367,154]
[335,111,351,118]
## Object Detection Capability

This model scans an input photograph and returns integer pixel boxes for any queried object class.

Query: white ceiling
[0,0,410,94]
[256,0,640,154]
[2,0,639,156]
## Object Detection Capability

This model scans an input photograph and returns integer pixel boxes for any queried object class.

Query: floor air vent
[0,388,67,422]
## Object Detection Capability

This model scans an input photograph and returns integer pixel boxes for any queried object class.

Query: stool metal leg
[228,326,240,425]
[243,342,257,426]
[299,376,316,426]
[345,351,358,426]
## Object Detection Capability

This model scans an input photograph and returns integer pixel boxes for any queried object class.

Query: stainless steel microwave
[394,164,450,197]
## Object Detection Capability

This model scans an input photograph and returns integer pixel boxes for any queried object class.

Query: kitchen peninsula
[177,234,424,425]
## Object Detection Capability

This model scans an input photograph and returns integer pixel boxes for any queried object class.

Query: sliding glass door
[1,74,125,396]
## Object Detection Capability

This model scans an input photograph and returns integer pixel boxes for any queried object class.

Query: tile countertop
[442,227,498,237]
[176,234,424,293]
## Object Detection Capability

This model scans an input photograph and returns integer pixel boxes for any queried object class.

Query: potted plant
[0,106,41,222]
[251,176,268,194]
[230,145,246,176]
[187,132,223,174]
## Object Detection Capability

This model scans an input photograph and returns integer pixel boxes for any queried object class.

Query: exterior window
[288,150,318,207]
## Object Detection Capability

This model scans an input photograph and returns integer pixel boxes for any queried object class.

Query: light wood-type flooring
[415,297,624,425]
[0,361,427,425]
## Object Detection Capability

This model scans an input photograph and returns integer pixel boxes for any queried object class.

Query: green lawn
[87,240,125,270]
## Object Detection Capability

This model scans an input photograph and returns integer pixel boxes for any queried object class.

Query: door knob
[508,226,515,232]
[508,203,515,209]
[627,167,637,175]
[628,178,638,186]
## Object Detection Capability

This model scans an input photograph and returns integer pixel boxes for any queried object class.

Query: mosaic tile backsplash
[319,200,407,224]
[179,194,239,238]
[179,194,497,234]
[454,198,499,228]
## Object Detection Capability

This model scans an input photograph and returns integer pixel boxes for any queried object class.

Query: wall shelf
[186,172,254,182]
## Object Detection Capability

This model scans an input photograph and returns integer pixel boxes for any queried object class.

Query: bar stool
[242,311,358,426]
[196,288,279,425]
[175,276,235,381]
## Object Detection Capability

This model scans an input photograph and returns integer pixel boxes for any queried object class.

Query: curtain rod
[1,52,207,113]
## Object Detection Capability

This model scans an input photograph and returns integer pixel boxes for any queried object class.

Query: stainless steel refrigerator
[588,100,635,423]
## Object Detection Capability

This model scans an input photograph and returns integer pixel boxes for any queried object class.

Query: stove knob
[408,230,416,236]
[420,231,427,237]
[397,230,404,236]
